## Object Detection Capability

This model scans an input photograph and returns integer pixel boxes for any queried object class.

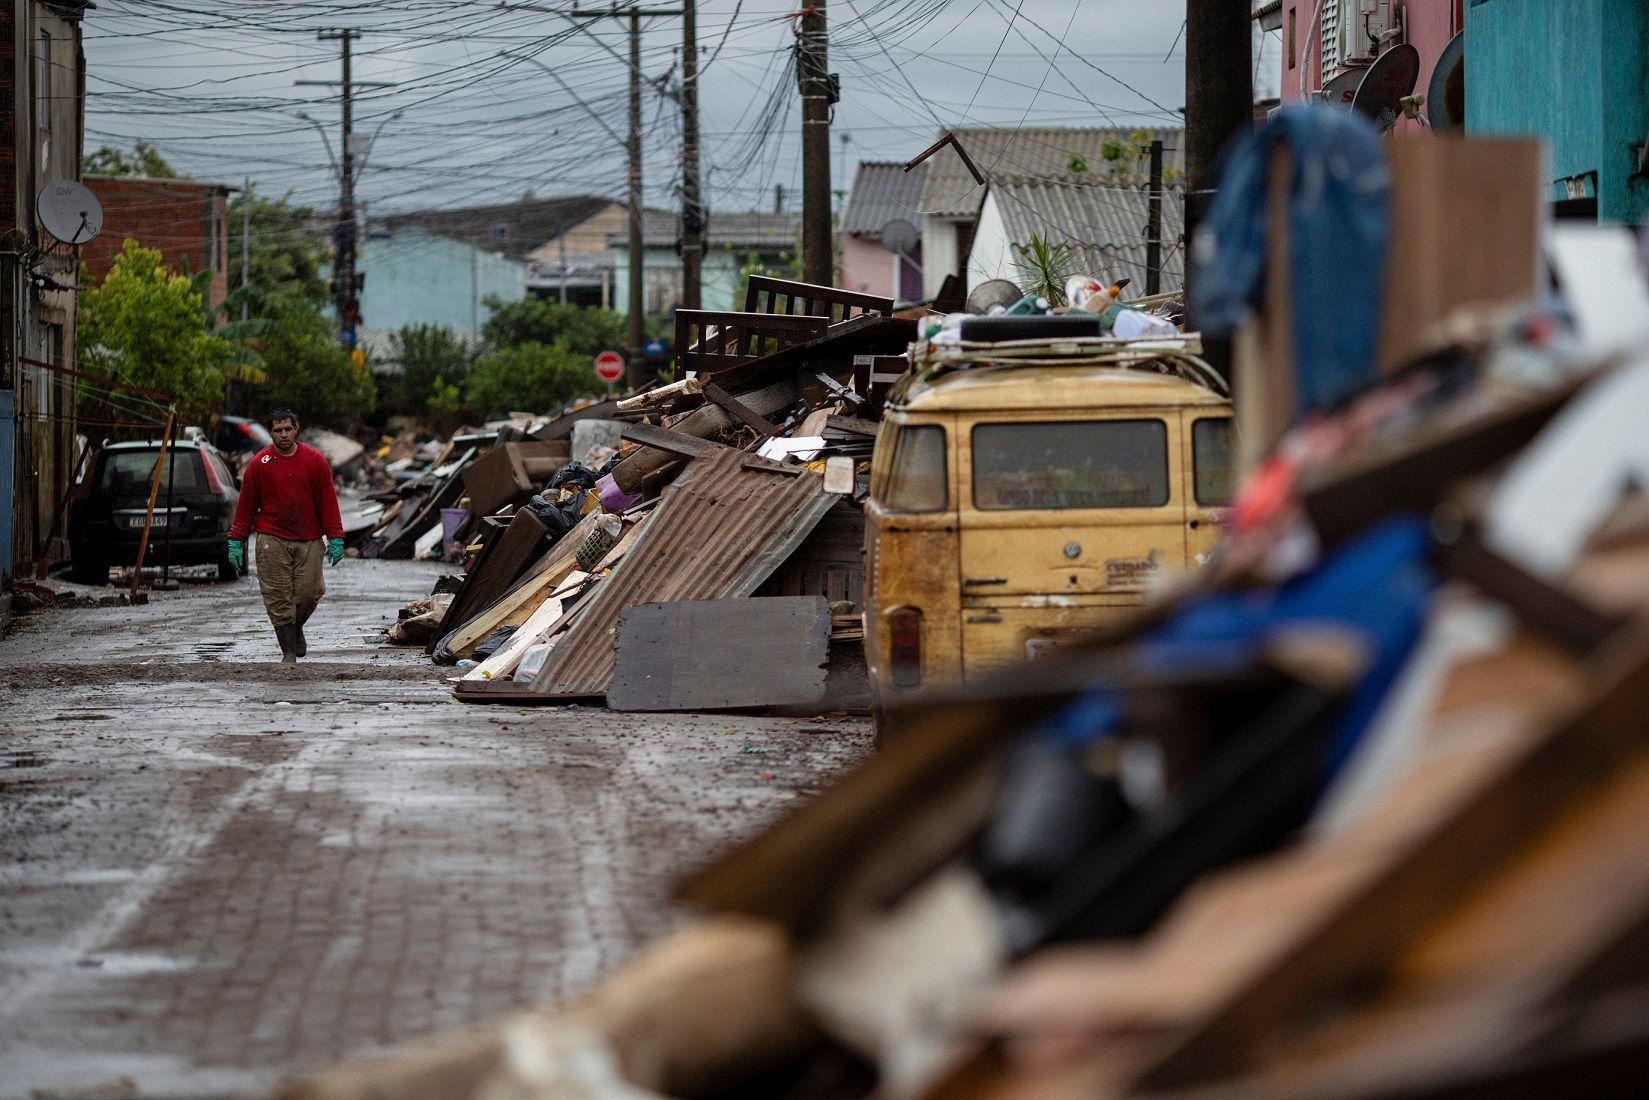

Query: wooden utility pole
[797,1,832,285]
[1183,0,1252,249]
[680,0,703,311]
[1146,138,1163,295]
[626,9,645,388]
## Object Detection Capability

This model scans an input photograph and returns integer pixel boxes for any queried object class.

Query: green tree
[380,323,471,417]
[222,185,330,320]
[237,295,376,424]
[83,140,179,179]
[464,342,595,418]
[78,241,228,419]
[480,296,627,358]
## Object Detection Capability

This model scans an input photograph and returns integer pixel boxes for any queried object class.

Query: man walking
[227,409,345,662]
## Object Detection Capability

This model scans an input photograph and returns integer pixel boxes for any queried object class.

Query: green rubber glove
[326,537,345,566]
[227,539,245,571]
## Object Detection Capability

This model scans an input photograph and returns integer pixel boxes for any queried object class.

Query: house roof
[619,209,802,250]
[380,195,618,260]
[919,126,1184,219]
[841,161,928,238]
[984,174,1186,290]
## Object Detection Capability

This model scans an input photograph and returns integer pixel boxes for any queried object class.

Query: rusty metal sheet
[530,447,836,697]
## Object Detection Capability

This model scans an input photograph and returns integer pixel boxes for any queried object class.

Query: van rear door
[956,411,1187,600]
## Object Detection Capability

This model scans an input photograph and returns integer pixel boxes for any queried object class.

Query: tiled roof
[380,195,619,260]
[920,126,1184,219]
[841,161,928,237]
[986,174,1186,289]
[620,209,801,249]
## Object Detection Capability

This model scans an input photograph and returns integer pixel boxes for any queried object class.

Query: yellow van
[864,343,1232,700]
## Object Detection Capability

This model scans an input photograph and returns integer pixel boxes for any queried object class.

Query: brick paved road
[0,559,870,1098]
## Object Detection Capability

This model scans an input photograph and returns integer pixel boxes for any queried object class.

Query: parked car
[864,347,1233,702]
[68,439,243,584]
[213,415,272,457]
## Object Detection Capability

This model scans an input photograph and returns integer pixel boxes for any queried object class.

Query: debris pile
[384,275,917,713]
[290,122,1649,1100]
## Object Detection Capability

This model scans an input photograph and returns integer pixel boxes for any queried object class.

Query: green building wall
[1466,0,1649,223]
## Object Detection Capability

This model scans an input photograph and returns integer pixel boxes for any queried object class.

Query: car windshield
[972,419,1170,510]
[98,450,206,495]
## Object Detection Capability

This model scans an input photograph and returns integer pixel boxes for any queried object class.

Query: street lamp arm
[295,111,340,173]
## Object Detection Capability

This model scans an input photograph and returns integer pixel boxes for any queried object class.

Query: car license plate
[124,514,168,530]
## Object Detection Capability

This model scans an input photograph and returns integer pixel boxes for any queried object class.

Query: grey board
[608,596,831,712]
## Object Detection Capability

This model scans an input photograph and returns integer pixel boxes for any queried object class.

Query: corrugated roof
[530,447,835,697]
[985,174,1186,290]
[841,161,928,237]
[380,195,619,260]
[920,127,1184,219]
[623,210,802,249]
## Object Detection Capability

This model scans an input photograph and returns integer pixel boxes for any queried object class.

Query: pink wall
[841,233,894,298]
[1279,0,1461,126]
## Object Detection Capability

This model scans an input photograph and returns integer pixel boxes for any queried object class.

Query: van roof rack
[911,333,1229,397]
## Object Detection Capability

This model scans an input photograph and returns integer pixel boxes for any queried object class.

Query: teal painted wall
[1466,0,1649,222]
[359,229,528,335]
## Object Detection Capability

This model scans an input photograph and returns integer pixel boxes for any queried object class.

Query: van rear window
[972,420,1169,510]
[1192,418,1234,506]
[884,424,948,512]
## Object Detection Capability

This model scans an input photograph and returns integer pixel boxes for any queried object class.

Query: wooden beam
[703,383,781,438]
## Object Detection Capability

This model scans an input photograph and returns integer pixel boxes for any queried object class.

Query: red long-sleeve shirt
[228,443,344,542]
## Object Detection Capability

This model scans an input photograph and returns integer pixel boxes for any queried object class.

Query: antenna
[1350,43,1420,133]
[35,180,103,246]
[1427,31,1466,131]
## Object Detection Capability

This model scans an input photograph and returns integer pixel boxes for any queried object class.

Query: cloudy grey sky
[82,1,1256,218]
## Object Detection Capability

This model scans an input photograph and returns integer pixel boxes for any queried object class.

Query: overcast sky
[81,1,1262,219]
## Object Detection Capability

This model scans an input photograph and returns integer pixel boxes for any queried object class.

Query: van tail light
[198,450,223,493]
[888,606,923,689]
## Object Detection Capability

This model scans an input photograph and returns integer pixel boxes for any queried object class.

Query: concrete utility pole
[298,31,395,352]
[1183,0,1252,249]
[680,0,703,312]
[1146,139,1163,296]
[797,0,832,286]
[626,9,645,387]
[323,29,360,352]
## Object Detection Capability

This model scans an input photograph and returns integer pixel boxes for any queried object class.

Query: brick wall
[82,176,230,312]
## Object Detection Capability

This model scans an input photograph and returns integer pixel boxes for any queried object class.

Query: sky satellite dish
[1427,31,1466,131]
[36,180,103,245]
[965,278,1022,314]
[880,217,918,255]
[1351,43,1420,132]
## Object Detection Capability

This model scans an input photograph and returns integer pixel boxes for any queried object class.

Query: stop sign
[593,350,625,383]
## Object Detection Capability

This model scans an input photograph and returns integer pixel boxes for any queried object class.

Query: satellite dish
[1351,43,1420,132]
[965,278,1023,315]
[36,180,103,246]
[1320,65,1365,109]
[1427,31,1465,131]
[880,217,918,255]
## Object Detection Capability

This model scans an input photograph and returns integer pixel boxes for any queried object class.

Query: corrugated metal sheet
[988,174,1186,289]
[842,161,928,237]
[530,448,837,697]
[919,126,1185,219]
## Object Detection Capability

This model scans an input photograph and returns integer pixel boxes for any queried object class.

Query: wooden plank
[620,421,724,460]
[441,511,602,657]
[608,597,831,712]
[702,382,780,437]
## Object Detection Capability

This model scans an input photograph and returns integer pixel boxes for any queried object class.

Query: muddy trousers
[255,535,325,627]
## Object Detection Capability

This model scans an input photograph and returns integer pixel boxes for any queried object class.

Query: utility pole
[323,29,360,353]
[624,10,646,388]
[797,0,832,286]
[241,176,251,322]
[298,31,394,354]
[680,0,703,312]
[1183,0,1251,250]
[1146,139,1163,296]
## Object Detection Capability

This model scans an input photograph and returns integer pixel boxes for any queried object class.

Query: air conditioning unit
[1321,0,1400,82]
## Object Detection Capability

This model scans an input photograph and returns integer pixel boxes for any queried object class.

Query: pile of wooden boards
[387,274,916,712]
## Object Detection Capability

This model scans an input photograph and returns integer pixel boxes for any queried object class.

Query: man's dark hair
[268,408,299,428]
